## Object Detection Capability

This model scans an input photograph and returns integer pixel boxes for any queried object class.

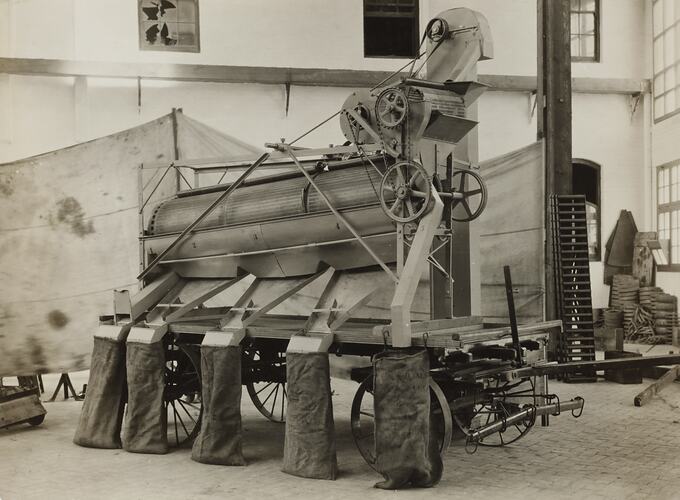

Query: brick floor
[2,346,680,500]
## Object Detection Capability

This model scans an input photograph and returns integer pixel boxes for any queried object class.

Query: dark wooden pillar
[538,0,573,320]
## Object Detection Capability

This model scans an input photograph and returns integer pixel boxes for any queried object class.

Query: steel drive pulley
[379,163,488,224]
[379,161,432,223]
[449,168,487,222]
[375,88,409,128]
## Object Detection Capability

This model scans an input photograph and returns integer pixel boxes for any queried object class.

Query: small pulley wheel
[450,169,487,222]
[375,88,408,128]
[426,17,449,42]
[380,161,432,223]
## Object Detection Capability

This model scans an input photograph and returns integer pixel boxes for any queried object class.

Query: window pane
[665,28,675,67]
[666,88,677,113]
[655,96,665,118]
[664,0,675,29]
[672,165,679,201]
[655,74,665,95]
[571,0,582,10]
[666,68,676,90]
[571,36,581,57]
[581,13,595,35]
[655,38,664,73]
[654,0,663,35]
[571,13,580,34]
[580,34,595,57]
[582,0,596,10]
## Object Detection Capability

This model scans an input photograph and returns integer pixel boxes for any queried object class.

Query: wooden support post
[634,365,680,407]
[538,0,573,321]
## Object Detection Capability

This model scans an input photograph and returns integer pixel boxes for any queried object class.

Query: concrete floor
[3,346,680,500]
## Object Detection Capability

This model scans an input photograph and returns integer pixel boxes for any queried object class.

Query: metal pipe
[470,398,583,441]
[508,354,680,379]
[159,232,396,264]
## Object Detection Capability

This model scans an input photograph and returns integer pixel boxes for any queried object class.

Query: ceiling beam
[0,57,649,95]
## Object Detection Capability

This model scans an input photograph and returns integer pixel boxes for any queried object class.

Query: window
[572,160,601,261]
[652,0,680,121]
[139,0,200,53]
[570,0,600,62]
[364,0,419,58]
[657,160,680,270]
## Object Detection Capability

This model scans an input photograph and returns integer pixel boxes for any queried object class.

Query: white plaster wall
[573,93,647,308]
[0,0,647,79]
[0,75,75,162]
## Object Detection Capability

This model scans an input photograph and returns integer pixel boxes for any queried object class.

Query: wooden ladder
[550,195,597,383]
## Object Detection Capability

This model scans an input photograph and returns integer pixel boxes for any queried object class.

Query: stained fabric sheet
[478,142,545,323]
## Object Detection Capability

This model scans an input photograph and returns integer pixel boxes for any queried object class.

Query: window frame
[652,0,680,122]
[363,0,420,59]
[657,159,680,272]
[570,0,601,63]
[138,0,201,54]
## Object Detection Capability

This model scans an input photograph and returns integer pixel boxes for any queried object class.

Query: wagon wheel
[350,375,452,471]
[452,380,536,447]
[450,169,487,222]
[164,340,202,448]
[379,161,432,223]
[243,348,287,423]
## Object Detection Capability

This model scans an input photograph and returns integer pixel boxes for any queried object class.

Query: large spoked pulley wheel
[350,375,452,471]
[243,347,287,423]
[375,88,408,128]
[164,339,202,448]
[380,161,432,223]
[450,168,487,222]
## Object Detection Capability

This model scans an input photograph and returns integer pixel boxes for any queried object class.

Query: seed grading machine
[87,8,680,470]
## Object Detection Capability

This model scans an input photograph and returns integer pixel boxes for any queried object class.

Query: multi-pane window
[652,0,680,121]
[657,160,680,269]
[139,0,200,53]
[364,0,419,58]
[570,0,600,61]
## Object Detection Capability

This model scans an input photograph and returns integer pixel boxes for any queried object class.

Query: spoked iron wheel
[379,161,432,223]
[450,168,487,222]
[164,339,202,448]
[350,374,452,470]
[453,380,537,448]
[243,348,287,423]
